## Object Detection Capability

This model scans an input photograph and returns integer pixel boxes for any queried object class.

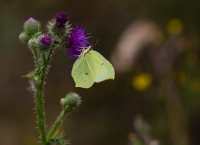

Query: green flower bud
[60,92,81,109]
[24,17,41,35]
[28,38,38,49]
[19,32,29,44]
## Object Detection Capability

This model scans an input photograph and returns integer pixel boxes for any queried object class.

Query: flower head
[39,34,53,48]
[55,11,69,28]
[68,26,90,58]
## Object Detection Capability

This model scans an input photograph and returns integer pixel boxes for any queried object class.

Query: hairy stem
[47,106,71,141]
[34,49,54,145]
[47,110,65,140]
[35,80,47,145]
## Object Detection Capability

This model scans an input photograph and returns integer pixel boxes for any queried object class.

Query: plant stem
[47,106,71,141]
[47,110,65,140]
[34,50,54,145]
[35,80,47,145]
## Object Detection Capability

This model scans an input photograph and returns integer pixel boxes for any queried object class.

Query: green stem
[35,80,47,145]
[47,110,65,140]
[34,50,54,145]
[47,106,71,141]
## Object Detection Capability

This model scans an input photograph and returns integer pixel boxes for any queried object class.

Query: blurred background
[1,0,200,145]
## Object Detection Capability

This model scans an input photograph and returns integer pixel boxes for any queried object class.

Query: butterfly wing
[71,54,96,88]
[85,50,115,83]
[72,49,115,88]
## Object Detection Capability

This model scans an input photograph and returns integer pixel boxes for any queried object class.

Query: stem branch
[47,106,72,141]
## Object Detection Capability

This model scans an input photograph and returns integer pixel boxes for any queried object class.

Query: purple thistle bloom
[39,34,53,47]
[55,11,69,28]
[68,26,90,58]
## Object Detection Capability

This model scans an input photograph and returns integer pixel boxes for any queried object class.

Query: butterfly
[71,48,115,88]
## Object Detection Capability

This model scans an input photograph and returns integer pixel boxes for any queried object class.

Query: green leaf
[22,71,35,79]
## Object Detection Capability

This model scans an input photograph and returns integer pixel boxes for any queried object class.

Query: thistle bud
[28,38,38,49]
[55,12,69,28]
[24,17,41,35]
[60,92,81,109]
[19,32,29,43]
[39,34,53,49]
[47,12,71,38]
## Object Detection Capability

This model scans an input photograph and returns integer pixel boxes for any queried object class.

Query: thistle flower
[39,34,53,48]
[68,26,90,58]
[55,11,69,28]
[19,12,85,145]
